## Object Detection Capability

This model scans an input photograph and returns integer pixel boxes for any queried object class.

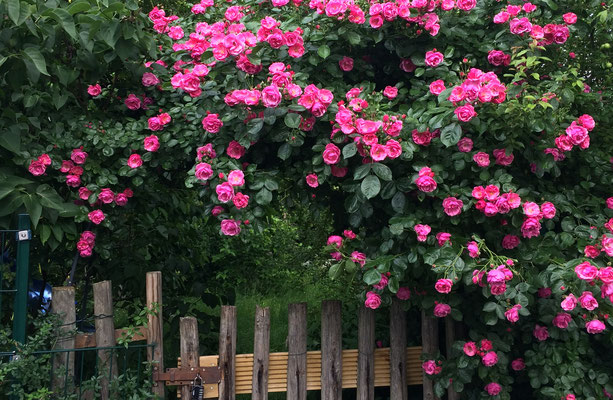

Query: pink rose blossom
[322,143,341,165]
[227,170,245,187]
[71,149,88,165]
[216,182,235,203]
[142,72,160,87]
[365,291,381,309]
[339,56,354,72]
[442,197,463,216]
[227,141,246,159]
[481,351,498,367]
[429,80,446,95]
[467,241,479,258]
[457,137,473,152]
[144,135,160,152]
[383,86,398,99]
[553,312,572,329]
[511,358,525,371]
[414,224,431,242]
[195,162,213,181]
[87,84,102,96]
[306,174,319,188]
[485,383,502,396]
[397,287,411,300]
[579,291,598,310]
[124,94,141,110]
[422,360,442,375]
[127,154,142,168]
[327,235,343,248]
[463,341,477,356]
[436,232,451,247]
[504,305,520,323]
[433,303,451,317]
[202,114,223,133]
[221,219,241,236]
[585,319,606,334]
[563,12,577,24]
[502,235,520,249]
[575,261,598,281]
[232,193,249,209]
[88,210,105,225]
[561,294,577,311]
[533,325,549,341]
[455,104,477,122]
[425,50,444,67]
[435,279,453,294]
[473,152,490,167]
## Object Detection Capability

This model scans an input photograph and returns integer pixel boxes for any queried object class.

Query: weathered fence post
[445,317,460,400]
[93,280,118,400]
[321,300,342,400]
[51,286,76,394]
[357,306,375,400]
[218,305,237,400]
[421,311,439,400]
[390,298,408,400]
[180,317,200,400]
[252,305,270,400]
[146,271,165,399]
[287,303,307,400]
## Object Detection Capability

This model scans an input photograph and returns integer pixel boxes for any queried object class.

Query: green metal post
[13,214,30,344]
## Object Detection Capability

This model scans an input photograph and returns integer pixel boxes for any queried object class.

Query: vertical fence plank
[146,271,165,399]
[51,286,76,394]
[93,281,118,400]
[180,317,200,400]
[445,317,460,400]
[252,305,270,400]
[321,300,342,400]
[390,298,407,400]
[13,214,31,344]
[357,306,375,400]
[287,303,307,400]
[218,305,237,400]
[421,311,439,400]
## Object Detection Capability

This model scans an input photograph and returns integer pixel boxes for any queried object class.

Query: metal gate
[0,214,31,344]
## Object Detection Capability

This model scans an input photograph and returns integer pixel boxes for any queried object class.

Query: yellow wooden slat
[185,347,423,398]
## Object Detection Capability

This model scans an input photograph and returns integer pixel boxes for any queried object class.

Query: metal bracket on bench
[153,366,221,386]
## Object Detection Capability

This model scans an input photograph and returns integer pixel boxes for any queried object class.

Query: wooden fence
[49,271,461,400]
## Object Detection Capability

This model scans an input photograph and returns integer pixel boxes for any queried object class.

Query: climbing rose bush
[18,0,613,397]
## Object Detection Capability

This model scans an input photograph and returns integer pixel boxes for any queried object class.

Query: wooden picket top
[179,347,423,398]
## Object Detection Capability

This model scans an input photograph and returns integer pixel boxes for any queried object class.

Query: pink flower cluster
[76,231,96,257]
[331,89,404,162]
[415,167,437,192]
[472,263,514,295]
[463,339,499,372]
[148,112,171,131]
[551,114,595,155]
[414,224,431,242]
[487,49,511,67]
[493,4,571,46]
[257,17,305,57]
[309,0,477,35]
[28,154,52,176]
[365,291,381,309]
[448,68,507,122]
[96,188,130,207]
[59,148,88,187]
[191,0,214,14]
[473,148,514,167]
[148,6,179,34]
[472,185,521,216]
[422,360,442,375]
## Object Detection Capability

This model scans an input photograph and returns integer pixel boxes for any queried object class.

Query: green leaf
[50,9,78,40]
[8,0,21,25]
[372,163,392,181]
[23,47,49,76]
[0,56,7,68]
[0,186,14,201]
[40,224,51,244]
[391,192,405,213]
[440,123,462,147]
[277,143,291,160]
[284,113,300,129]
[345,31,360,45]
[361,175,381,199]
[342,143,357,159]
[363,268,381,285]
[328,263,343,279]
[318,44,330,59]
[0,128,21,153]
[67,0,92,14]
[483,302,497,312]
[23,195,42,229]
[255,188,272,205]
[353,164,371,180]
